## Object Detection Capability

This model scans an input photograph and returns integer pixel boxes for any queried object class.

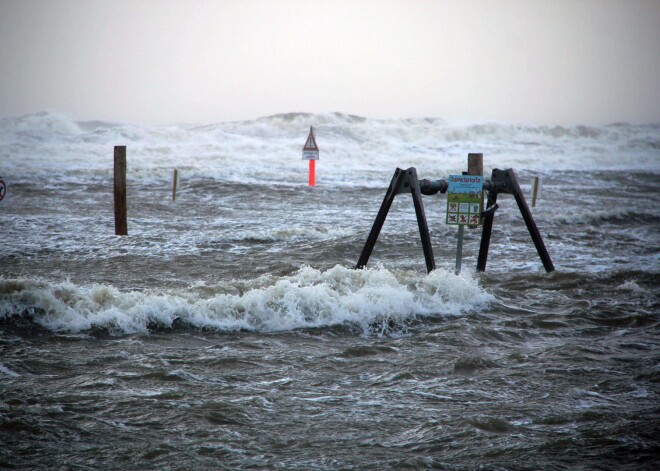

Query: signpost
[302,126,319,186]
[446,174,483,274]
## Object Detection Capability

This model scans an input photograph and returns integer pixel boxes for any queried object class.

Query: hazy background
[1,0,659,126]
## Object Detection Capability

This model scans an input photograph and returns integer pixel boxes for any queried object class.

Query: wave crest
[0,266,492,336]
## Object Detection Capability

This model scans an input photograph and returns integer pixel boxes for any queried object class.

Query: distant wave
[553,209,660,226]
[1,111,658,185]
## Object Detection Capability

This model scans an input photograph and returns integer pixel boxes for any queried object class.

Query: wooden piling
[532,176,539,207]
[468,152,485,221]
[456,153,484,274]
[114,146,127,236]
[468,153,483,178]
[172,169,178,201]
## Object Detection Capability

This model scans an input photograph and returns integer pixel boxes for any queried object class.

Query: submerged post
[476,190,498,271]
[453,153,483,274]
[309,159,316,186]
[114,146,127,236]
[302,126,319,186]
[455,225,464,274]
[532,176,539,207]
[172,168,178,201]
[355,169,405,270]
[478,168,554,272]
[507,169,554,272]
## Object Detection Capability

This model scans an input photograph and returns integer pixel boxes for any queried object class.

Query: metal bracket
[481,203,499,218]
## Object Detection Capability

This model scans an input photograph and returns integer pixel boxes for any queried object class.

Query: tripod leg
[356,168,406,269]
[477,190,498,272]
[408,168,436,273]
[508,169,555,273]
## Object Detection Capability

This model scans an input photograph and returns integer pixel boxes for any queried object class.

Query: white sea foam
[0,364,21,377]
[0,266,493,335]
[616,280,648,294]
[2,111,658,186]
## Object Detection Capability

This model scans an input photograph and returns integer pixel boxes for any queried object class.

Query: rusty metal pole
[477,176,498,271]
[408,168,436,273]
[356,169,406,269]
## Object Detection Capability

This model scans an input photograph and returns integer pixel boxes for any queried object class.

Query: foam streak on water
[0,112,659,469]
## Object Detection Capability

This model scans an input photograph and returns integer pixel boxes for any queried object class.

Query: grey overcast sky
[1,0,658,125]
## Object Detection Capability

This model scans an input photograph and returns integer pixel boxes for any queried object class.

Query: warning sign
[446,174,483,226]
[302,126,319,160]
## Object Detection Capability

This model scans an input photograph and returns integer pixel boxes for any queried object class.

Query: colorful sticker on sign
[446,174,483,226]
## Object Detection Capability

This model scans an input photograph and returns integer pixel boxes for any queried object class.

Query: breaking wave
[0,266,493,336]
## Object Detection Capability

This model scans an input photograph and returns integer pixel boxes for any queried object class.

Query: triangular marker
[303,126,319,151]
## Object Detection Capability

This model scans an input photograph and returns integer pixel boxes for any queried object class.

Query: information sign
[446,174,483,226]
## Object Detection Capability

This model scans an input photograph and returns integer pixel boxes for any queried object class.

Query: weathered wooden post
[532,176,539,207]
[114,146,127,236]
[172,169,178,201]
[468,153,484,227]
[454,153,484,274]
[468,153,483,179]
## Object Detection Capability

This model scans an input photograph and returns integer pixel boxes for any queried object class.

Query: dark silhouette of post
[356,169,405,270]
[477,191,498,271]
[508,169,554,272]
[532,176,539,207]
[356,167,435,273]
[477,168,554,272]
[172,169,178,201]
[114,146,127,236]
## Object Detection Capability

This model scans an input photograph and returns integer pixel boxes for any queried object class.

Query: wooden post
[455,153,483,274]
[468,152,484,220]
[172,169,178,201]
[114,146,127,236]
[532,176,539,207]
[468,153,483,178]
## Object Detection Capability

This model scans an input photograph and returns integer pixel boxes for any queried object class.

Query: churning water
[1,112,659,469]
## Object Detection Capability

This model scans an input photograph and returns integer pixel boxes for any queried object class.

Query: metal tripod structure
[356,167,555,273]
[356,167,436,273]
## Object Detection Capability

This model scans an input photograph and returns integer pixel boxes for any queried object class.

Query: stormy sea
[1,111,658,469]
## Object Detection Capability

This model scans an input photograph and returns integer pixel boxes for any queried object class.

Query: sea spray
[2,112,658,186]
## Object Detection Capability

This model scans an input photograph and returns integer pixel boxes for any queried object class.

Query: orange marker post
[302,126,319,186]
[309,159,316,186]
